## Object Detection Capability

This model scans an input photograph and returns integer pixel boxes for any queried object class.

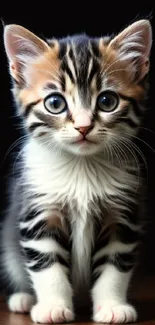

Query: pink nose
[75,125,93,136]
[73,113,93,136]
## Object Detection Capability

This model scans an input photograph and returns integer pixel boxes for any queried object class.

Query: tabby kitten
[2,20,152,323]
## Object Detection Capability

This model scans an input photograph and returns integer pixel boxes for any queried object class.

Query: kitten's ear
[108,19,152,81]
[4,24,49,84]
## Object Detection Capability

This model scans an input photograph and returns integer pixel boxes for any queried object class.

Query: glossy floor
[0,276,155,324]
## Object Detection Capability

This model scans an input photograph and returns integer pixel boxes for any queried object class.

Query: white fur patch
[92,264,132,311]
[93,303,137,323]
[8,293,35,313]
[31,302,74,323]
[28,263,73,314]
[21,238,69,257]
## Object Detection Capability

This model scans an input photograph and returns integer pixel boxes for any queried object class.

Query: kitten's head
[4,20,152,156]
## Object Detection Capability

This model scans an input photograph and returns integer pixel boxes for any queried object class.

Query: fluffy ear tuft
[109,19,152,81]
[4,24,49,84]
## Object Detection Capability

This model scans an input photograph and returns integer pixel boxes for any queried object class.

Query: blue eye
[44,94,67,114]
[97,91,119,112]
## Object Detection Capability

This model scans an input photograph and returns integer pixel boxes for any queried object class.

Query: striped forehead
[59,35,101,106]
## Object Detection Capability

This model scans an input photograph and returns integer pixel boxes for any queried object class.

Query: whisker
[111,140,129,167]
[101,58,126,78]
[0,135,29,170]
[13,147,25,180]
[104,131,143,187]
[120,132,155,154]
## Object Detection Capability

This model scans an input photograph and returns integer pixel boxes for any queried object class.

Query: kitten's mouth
[72,137,96,145]
[77,139,92,144]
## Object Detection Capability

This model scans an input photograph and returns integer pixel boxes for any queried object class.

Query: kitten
[1,19,152,323]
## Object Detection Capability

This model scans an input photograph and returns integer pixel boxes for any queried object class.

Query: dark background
[0,4,155,275]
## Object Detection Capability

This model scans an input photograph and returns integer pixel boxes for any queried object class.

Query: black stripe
[25,209,45,222]
[61,60,75,84]
[20,220,47,240]
[117,223,139,244]
[60,74,66,92]
[24,100,41,117]
[117,207,138,225]
[119,107,129,117]
[89,40,103,91]
[77,57,90,90]
[121,189,138,201]
[92,255,108,271]
[56,255,69,268]
[112,107,138,128]
[108,194,136,208]
[96,74,102,91]
[24,247,39,260]
[20,221,69,250]
[116,117,138,128]
[24,248,69,271]
[28,122,46,133]
[68,48,78,78]
[94,234,110,253]
[51,230,69,250]
[92,252,136,273]
[123,206,139,224]
[110,106,129,121]
[119,94,142,117]
[34,111,59,128]
[59,42,67,59]
[91,40,100,58]
[29,255,69,271]
[113,252,136,272]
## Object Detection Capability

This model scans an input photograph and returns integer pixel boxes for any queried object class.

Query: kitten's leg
[2,201,35,313]
[19,209,74,324]
[92,224,139,323]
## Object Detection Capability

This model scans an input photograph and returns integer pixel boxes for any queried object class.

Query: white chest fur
[24,139,131,214]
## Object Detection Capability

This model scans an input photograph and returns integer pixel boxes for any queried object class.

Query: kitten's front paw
[31,302,75,323]
[8,292,35,313]
[93,304,137,323]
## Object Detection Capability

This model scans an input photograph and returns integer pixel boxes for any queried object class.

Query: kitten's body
[3,142,138,289]
[1,20,152,323]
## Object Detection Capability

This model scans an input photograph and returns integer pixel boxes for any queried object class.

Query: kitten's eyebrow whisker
[101,58,125,78]
[43,83,59,91]
[105,68,126,76]
[31,67,61,83]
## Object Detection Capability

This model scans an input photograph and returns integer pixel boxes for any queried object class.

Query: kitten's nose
[75,126,93,136]
[73,112,93,136]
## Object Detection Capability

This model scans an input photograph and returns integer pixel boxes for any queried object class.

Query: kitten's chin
[61,141,102,156]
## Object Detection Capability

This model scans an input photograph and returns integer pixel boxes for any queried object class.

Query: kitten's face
[4,21,152,156]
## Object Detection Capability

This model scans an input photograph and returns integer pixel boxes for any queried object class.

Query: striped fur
[1,20,152,323]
